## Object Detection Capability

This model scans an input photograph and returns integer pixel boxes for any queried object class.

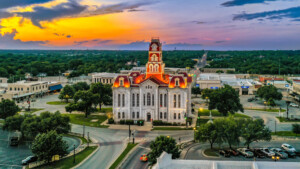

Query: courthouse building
[112,38,192,124]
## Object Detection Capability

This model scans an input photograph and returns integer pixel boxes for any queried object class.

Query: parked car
[229,149,239,156]
[247,98,253,102]
[251,148,265,158]
[289,103,299,108]
[284,150,297,158]
[219,149,231,157]
[21,156,37,165]
[271,148,288,159]
[281,143,296,152]
[237,148,253,158]
[9,137,19,146]
[260,148,275,157]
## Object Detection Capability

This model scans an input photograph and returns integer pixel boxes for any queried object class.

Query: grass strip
[276,117,300,122]
[272,131,300,137]
[35,146,97,169]
[203,149,219,157]
[47,101,68,105]
[153,127,193,130]
[63,133,90,144]
[63,114,108,128]
[245,108,286,112]
[109,143,137,169]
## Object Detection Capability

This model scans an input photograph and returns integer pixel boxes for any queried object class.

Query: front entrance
[147,113,151,122]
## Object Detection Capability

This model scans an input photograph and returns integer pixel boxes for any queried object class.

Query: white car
[237,148,253,158]
[260,148,275,157]
[289,103,299,108]
[282,143,296,152]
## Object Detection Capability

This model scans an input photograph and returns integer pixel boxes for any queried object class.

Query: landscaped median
[198,109,250,118]
[109,143,137,169]
[63,114,108,128]
[153,127,193,130]
[276,117,300,122]
[33,146,98,169]
[46,101,69,105]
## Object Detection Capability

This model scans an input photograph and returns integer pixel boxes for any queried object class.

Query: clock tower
[146,38,165,80]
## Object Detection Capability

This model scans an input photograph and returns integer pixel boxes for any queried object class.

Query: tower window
[132,93,135,107]
[137,94,140,106]
[122,94,125,107]
[173,94,177,108]
[118,94,121,107]
[178,94,181,108]
[119,78,124,86]
[147,93,151,106]
[175,78,179,86]
[143,94,146,106]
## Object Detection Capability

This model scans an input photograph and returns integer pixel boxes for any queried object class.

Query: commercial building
[196,73,262,95]
[200,68,235,73]
[153,152,300,169]
[91,73,119,84]
[0,77,8,83]
[112,38,192,124]
[0,81,48,101]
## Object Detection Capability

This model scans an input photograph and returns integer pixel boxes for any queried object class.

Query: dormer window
[119,77,124,86]
[175,78,180,86]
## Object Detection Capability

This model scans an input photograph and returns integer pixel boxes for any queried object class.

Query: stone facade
[112,38,192,124]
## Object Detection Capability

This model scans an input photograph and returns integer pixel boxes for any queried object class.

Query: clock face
[151,43,158,51]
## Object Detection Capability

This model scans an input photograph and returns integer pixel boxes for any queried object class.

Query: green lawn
[35,146,97,169]
[276,117,300,122]
[233,113,251,118]
[203,149,219,157]
[109,143,137,169]
[63,114,108,128]
[198,109,222,116]
[245,108,286,112]
[96,107,112,113]
[153,127,193,130]
[272,131,300,137]
[47,101,69,105]
[195,119,210,127]
[22,108,44,114]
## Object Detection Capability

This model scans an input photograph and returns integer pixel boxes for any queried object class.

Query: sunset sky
[0,0,299,50]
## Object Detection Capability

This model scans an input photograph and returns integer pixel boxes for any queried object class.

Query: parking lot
[0,129,80,169]
[185,140,300,162]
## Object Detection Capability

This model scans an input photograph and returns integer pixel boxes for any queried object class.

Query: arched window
[174,113,176,119]
[173,94,177,108]
[122,112,125,118]
[118,94,121,107]
[178,113,181,119]
[164,94,167,107]
[164,112,167,119]
[132,93,135,107]
[154,64,159,72]
[137,112,140,119]
[119,77,124,86]
[160,112,162,119]
[152,94,154,106]
[118,112,120,119]
[178,94,181,108]
[137,94,140,106]
[149,64,153,72]
[132,112,135,119]
[147,93,151,106]
[175,78,179,86]
[122,94,125,107]
[160,94,163,107]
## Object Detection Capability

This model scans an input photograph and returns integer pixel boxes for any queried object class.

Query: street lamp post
[129,124,131,139]
[132,133,135,144]
[73,144,75,164]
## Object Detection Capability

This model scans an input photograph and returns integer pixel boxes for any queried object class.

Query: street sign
[285,84,289,87]
[241,86,249,89]
[196,84,199,87]
[210,87,219,89]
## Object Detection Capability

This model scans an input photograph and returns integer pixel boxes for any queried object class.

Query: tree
[3,114,25,131]
[292,124,300,136]
[208,85,244,116]
[148,136,181,165]
[214,117,241,149]
[195,123,218,149]
[67,90,95,117]
[257,85,283,105]
[90,83,112,110]
[241,118,271,149]
[20,111,70,139]
[72,82,90,92]
[58,85,75,103]
[0,99,20,119]
[192,87,201,97]
[201,88,213,100]
[216,70,224,73]
[31,130,68,163]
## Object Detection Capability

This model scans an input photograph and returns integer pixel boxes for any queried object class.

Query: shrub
[138,120,144,126]
[120,120,125,125]
[108,118,114,124]
[125,120,134,125]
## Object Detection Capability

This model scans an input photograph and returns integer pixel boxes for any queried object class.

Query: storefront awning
[49,84,63,91]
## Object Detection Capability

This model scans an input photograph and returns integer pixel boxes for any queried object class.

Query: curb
[71,145,100,169]
[201,149,220,159]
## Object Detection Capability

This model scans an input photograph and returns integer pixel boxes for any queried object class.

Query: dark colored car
[22,156,38,165]
[9,137,19,146]
[284,150,296,158]
[252,149,265,158]
[229,149,239,156]
[248,98,253,102]
[219,149,231,157]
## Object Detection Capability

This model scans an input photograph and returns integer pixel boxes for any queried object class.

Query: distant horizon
[0,0,299,50]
